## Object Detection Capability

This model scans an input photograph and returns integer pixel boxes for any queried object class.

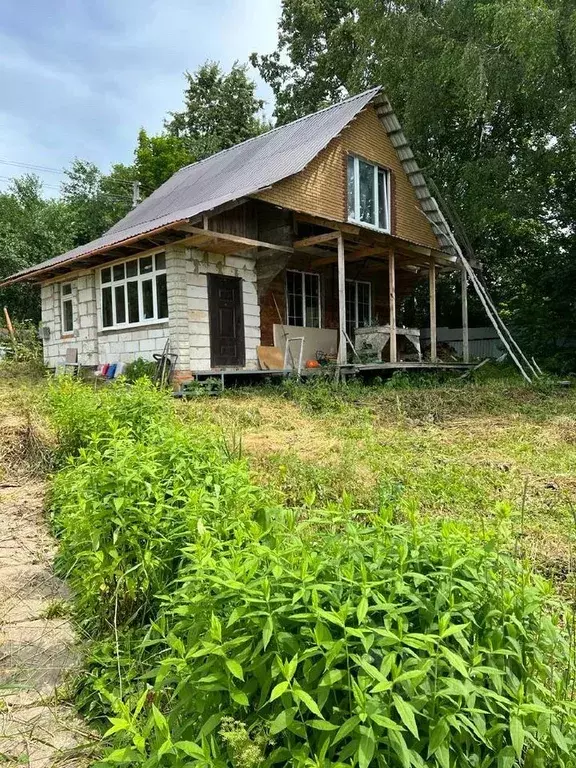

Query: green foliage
[0,175,77,320]
[133,130,193,198]
[165,61,270,160]
[46,378,576,767]
[1,319,43,365]
[60,159,133,246]
[123,358,157,384]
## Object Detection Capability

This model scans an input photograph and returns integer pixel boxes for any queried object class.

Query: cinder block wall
[181,246,260,372]
[39,246,260,374]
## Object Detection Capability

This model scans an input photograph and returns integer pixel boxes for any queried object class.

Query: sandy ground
[0,418,94,767]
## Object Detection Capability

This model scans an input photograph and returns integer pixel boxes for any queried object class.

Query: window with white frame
[345,280,372,337]
[61,282,74,334]
[286,270,321,328]
[100,253,168,329]
[347,155,390,232]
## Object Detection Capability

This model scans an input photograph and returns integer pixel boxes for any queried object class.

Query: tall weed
[45,378,576,767]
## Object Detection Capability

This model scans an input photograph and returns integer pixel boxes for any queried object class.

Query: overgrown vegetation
[44,376,576,767]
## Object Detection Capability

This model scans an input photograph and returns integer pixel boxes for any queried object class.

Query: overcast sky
[0,0,281,196]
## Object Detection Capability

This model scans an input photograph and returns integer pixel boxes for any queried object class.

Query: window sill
[97,320,169,336]
[348,218,390,235]
[60,333,75,339]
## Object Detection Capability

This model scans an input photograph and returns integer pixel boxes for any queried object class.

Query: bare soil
[0,411,94,767]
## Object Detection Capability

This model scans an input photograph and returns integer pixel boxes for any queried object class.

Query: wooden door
[208,274,246,367]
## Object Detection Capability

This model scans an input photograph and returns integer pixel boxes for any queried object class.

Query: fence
[419,326,503,359]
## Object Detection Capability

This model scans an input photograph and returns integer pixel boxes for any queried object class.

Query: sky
[0,0,282,197]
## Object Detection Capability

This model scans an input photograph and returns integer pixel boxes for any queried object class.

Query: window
[61,282,74,333]
[286,270,320,328]
[347,155,390,232]
[100,253,168,329]
[346,280,371,337]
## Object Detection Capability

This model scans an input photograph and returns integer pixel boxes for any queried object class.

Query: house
[0,87,473,381]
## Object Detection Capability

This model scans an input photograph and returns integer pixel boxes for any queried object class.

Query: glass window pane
[156,273,168,318]
[304,273,319,328]
[140,256,153,274]
[155,252,166,271]
[62,300,73,332]
[113,263,125,281]
[127,281,139,324]
[101,267,111,284]
[126,260,138,278]
[347,156,356,220]
[102,286,113,327]
[378,169,389,230]
[358,160,375,225]
[62,283,72,296]
[142,279,154,319]
[286,271,303,326]
[114,285,126,324]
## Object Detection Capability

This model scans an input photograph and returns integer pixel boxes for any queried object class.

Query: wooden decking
[188,361,475,389]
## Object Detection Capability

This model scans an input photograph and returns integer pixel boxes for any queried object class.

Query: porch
[256,212,472,371]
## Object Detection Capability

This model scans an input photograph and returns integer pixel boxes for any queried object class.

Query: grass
[178,370,576,579]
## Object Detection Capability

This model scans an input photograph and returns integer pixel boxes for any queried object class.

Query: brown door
[208,274,246,367]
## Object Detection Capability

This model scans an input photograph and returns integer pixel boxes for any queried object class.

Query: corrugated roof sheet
[1,86,458,285]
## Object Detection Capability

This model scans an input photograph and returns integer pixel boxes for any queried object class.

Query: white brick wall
[40,246,261,374]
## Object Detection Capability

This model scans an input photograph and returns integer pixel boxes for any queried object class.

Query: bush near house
[47,378,576,767]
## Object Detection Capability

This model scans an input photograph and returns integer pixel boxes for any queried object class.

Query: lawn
[180,371,576,579]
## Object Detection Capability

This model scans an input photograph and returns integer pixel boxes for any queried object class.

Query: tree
[0,175,77,320]
[253,0,576,364]
[165,61,270,160]
[60,159,134,246]
[133,129,193,198]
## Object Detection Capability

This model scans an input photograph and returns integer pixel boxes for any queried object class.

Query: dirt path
[0,415,93,767]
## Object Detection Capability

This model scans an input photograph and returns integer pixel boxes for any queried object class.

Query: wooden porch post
[461,265,470,363]
[388,250,397,363]
[429,258,437,363]
[337,232,347,365]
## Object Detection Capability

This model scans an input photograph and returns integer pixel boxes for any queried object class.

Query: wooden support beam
[295,213,360,236]
[294,231,339,249]
[429,259,437,363]
[337,232,347,365]
[178,225,294,254]
[461,265,470,363]
[389,250,397,363]
[311,245,388,269]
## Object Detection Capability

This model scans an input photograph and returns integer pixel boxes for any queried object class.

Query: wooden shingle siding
[255,106,440,251]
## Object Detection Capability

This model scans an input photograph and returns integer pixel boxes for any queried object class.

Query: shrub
[124,358,157,383]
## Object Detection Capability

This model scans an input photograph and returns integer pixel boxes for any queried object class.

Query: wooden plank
[429,259,437,363]
[179,225,294,253]
[296,213,360,236]
[461,265,470,363]
[389,250,397,363]
[294,231,339,249]
[337,232,347,365]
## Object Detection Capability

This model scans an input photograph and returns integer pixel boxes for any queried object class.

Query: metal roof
[1,86,457,285]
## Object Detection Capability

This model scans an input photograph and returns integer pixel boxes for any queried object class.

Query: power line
[0,158,138,187]
[0,174,132,202]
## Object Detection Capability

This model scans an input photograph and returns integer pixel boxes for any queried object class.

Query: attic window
[347,155,390,232]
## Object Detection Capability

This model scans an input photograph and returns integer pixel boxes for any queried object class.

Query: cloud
[0,0,281,194]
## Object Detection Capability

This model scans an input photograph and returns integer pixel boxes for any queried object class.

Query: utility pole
[131,181,141,208]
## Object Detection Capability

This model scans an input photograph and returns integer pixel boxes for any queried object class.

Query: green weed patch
[46,377,576,767]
